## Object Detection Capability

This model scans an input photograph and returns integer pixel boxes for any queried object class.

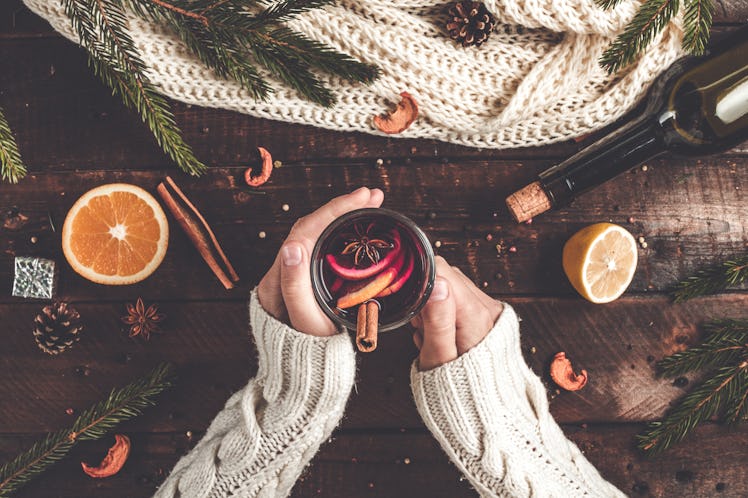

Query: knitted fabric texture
[25,0,683,149]
[153,291,356,498]
[411,304,625,497]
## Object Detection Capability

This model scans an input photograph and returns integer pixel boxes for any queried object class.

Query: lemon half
[562,223,638,303]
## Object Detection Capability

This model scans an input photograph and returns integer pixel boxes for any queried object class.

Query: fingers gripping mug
[310,208,436,351]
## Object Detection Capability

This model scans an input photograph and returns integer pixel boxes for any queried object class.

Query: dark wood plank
[2,423,747,498]
[0,295,745,433]
[1,158,746,301]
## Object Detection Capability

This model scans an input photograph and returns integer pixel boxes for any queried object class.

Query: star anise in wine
[341,223,392,267]
[121,298,165,340]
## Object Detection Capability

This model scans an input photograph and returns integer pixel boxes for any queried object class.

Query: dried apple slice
[549,352,588,391]
[337,267,398,309]
[81,434,131,478]
[244,147,273,187]
[373,92,419,134]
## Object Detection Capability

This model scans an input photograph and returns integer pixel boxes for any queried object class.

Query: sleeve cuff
[248,290,356,431]
[411,303,549,424]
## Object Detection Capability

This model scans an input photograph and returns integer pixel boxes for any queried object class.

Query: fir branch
[638,362,748,455]
[672,254,748,302]
[54,0,378,176]
[597,0,714,73]
[0,363,175,497]
[599,0,680,74]
[64,0,206,176]
[0,106,27,184]
[595,0,627,9]
[724,365,748,423]
[658,319,748,376]
[682,0,714,54]
[122,0,378,107]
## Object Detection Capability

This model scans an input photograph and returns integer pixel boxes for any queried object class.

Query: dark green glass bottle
[507,26,748,223]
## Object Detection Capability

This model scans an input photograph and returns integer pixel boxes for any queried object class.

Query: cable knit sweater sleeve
[154,290,356,498]
[411,304,626,498]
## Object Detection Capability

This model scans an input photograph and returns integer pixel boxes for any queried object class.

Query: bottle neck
[540,115,667,207]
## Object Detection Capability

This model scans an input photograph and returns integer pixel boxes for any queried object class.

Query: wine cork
[505,181,552,223]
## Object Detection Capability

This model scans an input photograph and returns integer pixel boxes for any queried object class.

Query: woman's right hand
[256,187,384,337]
[411,256,504,370]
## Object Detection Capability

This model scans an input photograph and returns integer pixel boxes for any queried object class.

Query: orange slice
[62,184,169,285]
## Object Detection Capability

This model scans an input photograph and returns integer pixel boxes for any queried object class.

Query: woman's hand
[412,256,503,370]
[257,187,384,337]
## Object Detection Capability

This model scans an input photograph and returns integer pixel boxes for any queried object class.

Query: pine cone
[446,1,495,48]
[33,302,83,355]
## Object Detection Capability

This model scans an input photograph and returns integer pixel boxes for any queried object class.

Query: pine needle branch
[595,0,627,9]
[0,106,27,184]
[657,319,748,376]
[672,254,748,302]
[599,0,680,74]
[63,0,207,177]
[638,361,748,455]
[122,0,379,107]
[724,366,748,423]
[683,0,714,54]
[53,0,378,176]
[597,0,714,73]
[0,363,175,497]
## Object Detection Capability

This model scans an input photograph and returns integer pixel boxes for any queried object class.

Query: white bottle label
[716,77,748,125]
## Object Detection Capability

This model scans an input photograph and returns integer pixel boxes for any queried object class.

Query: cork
[505,181,552,223]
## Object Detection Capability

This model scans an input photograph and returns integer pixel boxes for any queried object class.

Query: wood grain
[2,423,746,498]
[1,158,745,301]
[0,295,745,433]
[2,3,748,497]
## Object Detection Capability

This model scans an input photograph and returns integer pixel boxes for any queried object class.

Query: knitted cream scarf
[24,0,683,149]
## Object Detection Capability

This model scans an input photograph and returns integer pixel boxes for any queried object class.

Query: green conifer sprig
[637,320,748,455]
[0,107,26,184]
[0,363,175,497]
[596,0,714,74]
[122,0,379,107]
[1,0,379,183]
[682,0,714,53]
[672,254,748,302]
[64,0,207,177]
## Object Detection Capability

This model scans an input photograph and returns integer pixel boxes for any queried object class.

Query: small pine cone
[446,1,496,47]
[33,302,83,355]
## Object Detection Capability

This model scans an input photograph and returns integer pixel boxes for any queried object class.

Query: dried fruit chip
[549,352,588,391]
[373,92,419,134]
[244,147,273,187]
[81,434,131,478]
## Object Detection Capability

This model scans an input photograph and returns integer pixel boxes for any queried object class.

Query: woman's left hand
[257,187,384,336]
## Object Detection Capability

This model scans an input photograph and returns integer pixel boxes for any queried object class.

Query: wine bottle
[506,26,748,223]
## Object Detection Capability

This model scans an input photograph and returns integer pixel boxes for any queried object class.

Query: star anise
[121,298,165,340]
[341,223,392,267]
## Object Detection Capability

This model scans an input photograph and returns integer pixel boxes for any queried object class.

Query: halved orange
[62,184,169,285]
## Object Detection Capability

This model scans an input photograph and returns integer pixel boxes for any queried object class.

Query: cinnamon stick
[356,301,379,352]
[156,177,239,289]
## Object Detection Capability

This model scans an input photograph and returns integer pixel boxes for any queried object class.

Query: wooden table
[1,3,747,497]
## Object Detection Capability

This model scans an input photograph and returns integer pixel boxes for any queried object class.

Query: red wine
[311,209,434,332]
[507,26,748,222]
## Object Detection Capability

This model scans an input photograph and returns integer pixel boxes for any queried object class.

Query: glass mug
[310,208,436,334]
